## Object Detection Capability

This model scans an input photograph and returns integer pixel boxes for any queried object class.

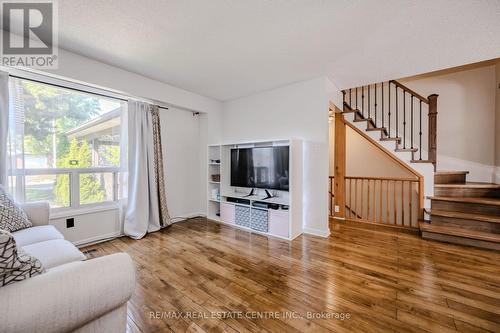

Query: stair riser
[434,174,467,184]
[421,231,500,251]
[434,187,500,198]
[431,216,500,233]
[432,200,500,216]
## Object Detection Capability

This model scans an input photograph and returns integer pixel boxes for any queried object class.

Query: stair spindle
[342,90,346,111]
[356,87,358,110]
[349,88,352,106]
[395,86,398,139]
[419,100,422,160]
[382,83,384,132]
[375,83,377,126]
[388,82,391,137]
[362,86,365,117]
[411,95,414,149]
[368,84,371,120]
[403,91,406,149]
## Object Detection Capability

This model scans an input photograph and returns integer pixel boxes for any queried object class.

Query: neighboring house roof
[65,108,121,141]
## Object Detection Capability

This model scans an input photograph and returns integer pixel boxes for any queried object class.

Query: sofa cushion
[0,230,44,287]
[22,239,86,270]
[0,185,32,232]
[13,225,64,247]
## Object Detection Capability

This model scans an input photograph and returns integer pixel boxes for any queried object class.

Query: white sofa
[0,202,136,333]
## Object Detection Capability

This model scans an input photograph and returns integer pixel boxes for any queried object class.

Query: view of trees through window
[8,78,125,208]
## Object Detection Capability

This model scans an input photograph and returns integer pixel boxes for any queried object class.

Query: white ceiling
[54,0,500,101]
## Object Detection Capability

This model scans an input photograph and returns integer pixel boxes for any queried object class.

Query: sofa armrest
[0,253,136,333]
[20,201,50,226]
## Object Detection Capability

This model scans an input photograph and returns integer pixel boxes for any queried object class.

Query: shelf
[220,202,288,212]
[207,139,301,241]
[220,192,288,206]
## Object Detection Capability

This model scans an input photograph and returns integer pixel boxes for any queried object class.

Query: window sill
[50,202,121,220]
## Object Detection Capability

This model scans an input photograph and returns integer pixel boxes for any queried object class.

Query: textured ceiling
[42,0,500,100]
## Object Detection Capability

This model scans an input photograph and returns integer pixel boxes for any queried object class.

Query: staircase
[341,80,437,208]
[340,81,500,250]
[420,171,500,250]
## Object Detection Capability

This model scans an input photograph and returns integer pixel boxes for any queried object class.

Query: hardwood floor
[82,218,500,333]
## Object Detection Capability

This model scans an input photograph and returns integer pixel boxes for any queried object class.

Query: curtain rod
[8,74,169,110]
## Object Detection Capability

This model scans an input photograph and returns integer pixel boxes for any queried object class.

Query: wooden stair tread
[366,127,389,137]
[395,148,418,152]
[435,171,469,175]
[428,196,500,206]
[435,182,500,189]
[419,222,500,243]
[410,159,433,163]
[353,118,372,122]
[366,127,386,131]
[380,137,401,142]
[429,209,500,224]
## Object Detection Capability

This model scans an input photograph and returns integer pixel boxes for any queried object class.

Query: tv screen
[230,146,289,191]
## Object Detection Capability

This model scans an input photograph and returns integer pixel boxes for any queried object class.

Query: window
[7,77,127,210]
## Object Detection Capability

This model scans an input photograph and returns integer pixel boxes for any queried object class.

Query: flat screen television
[230,146,289,191]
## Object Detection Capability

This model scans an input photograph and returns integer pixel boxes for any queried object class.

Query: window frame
[10,167,122,213]
[6,71,128,215]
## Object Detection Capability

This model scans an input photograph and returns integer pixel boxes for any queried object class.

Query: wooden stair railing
[329,175,422,228]
[342,81,438,170]
[329,176,362,219]
[345,176,422,229]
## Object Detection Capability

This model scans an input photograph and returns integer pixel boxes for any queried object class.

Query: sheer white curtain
[123,101,171,239]
[0,71,9,187]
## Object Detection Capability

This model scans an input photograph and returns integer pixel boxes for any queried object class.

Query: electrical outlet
[334,205,340,213]
[66,218,74,228]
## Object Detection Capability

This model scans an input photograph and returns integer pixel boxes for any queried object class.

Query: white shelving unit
[207,145,222,221]
[206,139,303,241]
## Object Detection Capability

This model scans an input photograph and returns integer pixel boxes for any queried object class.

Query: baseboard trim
[341,218,419,235]
[74,231,123,248]
[171,212,205,223]
[303,227,331,238]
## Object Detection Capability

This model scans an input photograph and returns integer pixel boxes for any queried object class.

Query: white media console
[207,139,303,240]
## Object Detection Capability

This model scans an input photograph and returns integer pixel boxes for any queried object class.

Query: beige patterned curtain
[150,107,170,227]
[124,101,171,239]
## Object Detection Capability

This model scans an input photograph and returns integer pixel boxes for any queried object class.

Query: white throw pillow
[0,185,32,232]
[0,230,44,287]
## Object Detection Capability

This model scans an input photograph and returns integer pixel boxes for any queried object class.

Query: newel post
[427,94,438,171]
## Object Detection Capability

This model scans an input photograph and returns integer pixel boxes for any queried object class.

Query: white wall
[400,65,496,182]
[345,126,415,179]
[160,108,204,220]
[221,77,331,237]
